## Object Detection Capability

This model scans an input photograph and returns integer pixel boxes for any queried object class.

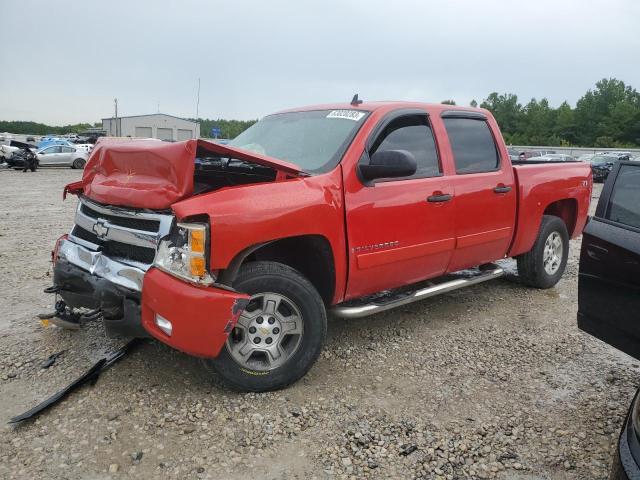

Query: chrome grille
[80,203,160,232]
[68,197,174,270]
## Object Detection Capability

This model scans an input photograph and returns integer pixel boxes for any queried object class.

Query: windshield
[591,155,614,165]
[228,109,369,173]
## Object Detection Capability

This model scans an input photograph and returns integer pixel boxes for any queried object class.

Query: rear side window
[605,164,640,230]
[370,115,440,178]
[443,118,500,173]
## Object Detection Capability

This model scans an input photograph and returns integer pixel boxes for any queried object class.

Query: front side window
[228,109,369,174]
[605,164,640,230]
[444,118,500,174]
[369,115,440,179]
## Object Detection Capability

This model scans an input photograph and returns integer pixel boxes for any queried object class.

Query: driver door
[344,111,456,299]
[39,146,62,165]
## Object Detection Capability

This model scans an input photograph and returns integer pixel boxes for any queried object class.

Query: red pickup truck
[52,101,592,391]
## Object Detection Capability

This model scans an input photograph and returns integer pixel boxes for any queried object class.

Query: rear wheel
[72,158,86,169]
[516,215,569,289]
[205,261,327,392]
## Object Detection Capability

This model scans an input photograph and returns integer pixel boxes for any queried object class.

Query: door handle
[427,193,453,203]
[494,185,512,194]
[586,243,608,260]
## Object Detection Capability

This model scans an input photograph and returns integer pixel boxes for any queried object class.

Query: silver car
[36,145,88,169]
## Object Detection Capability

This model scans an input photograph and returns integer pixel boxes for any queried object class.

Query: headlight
[154,222,214,285]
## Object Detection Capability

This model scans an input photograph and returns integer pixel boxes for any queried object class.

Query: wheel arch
[543,198,578,237]
[217,235,336,306]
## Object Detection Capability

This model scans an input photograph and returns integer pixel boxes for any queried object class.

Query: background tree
[480,93,522,139]
[193,118,258,139]
[2,78,640,146]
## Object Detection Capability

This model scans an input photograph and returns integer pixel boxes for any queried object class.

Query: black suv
[589,154,618,182]
[578,161,640,479]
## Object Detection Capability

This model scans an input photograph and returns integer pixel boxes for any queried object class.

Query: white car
[73,144,94,154]
[577,153,595,163]
[1,144,23,160]
[36,145,88,168]
[536,154,576,162]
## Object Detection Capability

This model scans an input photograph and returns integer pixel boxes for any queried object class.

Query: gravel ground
[0,168,636,480]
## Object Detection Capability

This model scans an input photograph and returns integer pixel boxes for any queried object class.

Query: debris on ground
[40,350,65,369]
[9,339,141,425]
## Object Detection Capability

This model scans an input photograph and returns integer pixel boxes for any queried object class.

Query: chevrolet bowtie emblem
[123,169,136,184]
[93,220,109,239]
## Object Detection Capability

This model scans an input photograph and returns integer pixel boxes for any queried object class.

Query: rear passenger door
[442,112,517,271]
[59,146,75,164]
[578,162,640,358]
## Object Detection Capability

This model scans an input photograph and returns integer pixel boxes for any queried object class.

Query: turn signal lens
[189,256,206,277]
[190,228,205,254]
[155,222,213,285]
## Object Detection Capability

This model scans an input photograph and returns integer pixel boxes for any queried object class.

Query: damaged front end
[51,197,249,357]
[64,137,304,209]
[50,138,297,357]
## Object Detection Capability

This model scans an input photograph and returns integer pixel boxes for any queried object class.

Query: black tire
[516,215,569,289]
[72,158,86,169]
[205,261,327,392]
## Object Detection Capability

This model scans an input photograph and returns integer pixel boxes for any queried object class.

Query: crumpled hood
[64,138,303,210]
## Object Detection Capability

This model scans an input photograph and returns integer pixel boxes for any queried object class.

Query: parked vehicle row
[1,138,90,169]
[507,148,639,183]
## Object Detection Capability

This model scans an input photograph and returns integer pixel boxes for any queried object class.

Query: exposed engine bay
[193,145,278,195]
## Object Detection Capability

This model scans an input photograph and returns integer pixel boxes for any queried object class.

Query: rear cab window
[443,117,500,174]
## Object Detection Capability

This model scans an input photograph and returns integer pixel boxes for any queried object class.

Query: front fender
[172,168,348,304]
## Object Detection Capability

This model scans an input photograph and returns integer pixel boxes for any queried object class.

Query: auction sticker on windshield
[326,110,366,121]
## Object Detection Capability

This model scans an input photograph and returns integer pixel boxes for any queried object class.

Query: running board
[331,267,504,319]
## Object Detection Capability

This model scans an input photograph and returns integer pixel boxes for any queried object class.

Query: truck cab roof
[275,101,490,117]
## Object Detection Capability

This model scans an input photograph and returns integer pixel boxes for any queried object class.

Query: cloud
[1,0,638,124]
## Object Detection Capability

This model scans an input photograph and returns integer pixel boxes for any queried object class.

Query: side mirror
[359,149,417,182]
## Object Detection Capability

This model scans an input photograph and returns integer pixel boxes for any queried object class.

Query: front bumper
[591,168,610,181]
[54,239,250,358]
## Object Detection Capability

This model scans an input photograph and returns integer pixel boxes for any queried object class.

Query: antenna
[114,98,118,136]
[196,78,201,120]
[351,94,363,106]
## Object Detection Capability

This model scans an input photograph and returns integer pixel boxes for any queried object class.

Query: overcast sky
[1,0,639,125]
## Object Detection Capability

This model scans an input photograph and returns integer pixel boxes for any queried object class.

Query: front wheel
[205,261,327,392]
[516,215,569,289]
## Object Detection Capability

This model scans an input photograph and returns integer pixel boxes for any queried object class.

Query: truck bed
[509,161,592,257]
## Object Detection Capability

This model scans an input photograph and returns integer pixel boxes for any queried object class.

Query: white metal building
[102,114,200,141]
